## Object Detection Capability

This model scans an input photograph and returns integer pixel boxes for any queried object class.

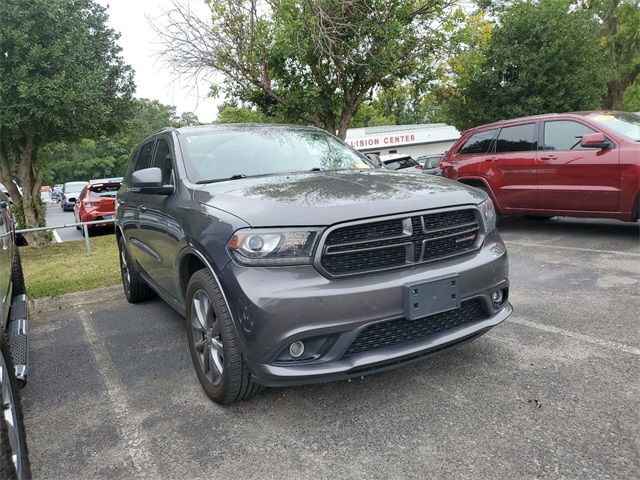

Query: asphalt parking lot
[22,217,639,479]
[45,204,114,242]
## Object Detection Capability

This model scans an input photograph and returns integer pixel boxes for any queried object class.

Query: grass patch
[21,235,121,298]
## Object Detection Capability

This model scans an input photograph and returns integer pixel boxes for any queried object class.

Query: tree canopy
[42,98,200,185]
[0,0,135,239]
[157,0,448,138]
[431,0,608,130]
[585,0,640,108]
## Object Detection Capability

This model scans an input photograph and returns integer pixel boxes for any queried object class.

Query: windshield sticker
[355,162,372,169]
[593,114,615,121]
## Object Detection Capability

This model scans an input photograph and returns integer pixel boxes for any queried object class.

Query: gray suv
[116,125,512,404]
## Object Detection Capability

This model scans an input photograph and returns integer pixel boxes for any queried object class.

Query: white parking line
[52,230,62,243]
[78,309,159,478]
[505,240,640,256]
[509,317,640,356]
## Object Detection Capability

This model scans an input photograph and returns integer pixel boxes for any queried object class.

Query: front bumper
[219,229,510,386]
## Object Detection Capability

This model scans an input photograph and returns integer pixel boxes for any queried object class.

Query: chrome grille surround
[314,206,484,278]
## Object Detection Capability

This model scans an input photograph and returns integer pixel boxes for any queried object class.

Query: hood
[193,170,486,227]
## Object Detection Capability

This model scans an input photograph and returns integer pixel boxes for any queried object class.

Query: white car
[379,154,423,174]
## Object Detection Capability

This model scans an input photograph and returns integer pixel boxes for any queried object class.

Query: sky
[98,0,220,122]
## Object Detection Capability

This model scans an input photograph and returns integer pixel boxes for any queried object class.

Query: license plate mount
[404,275,461,320]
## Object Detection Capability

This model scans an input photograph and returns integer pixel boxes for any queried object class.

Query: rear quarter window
[459,129,498,154]
[495,123,536,153]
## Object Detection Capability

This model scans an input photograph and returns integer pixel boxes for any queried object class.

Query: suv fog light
[289,341,305,358]
[491,290,504,304]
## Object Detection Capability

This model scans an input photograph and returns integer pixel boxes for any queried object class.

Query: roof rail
[153,126,178,134]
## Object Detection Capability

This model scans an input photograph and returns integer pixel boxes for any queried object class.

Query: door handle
[485,157,498,162]
[540,155,557,161]
[139,205,147,212]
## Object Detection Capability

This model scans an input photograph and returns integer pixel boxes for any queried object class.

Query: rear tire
[185,269,262,405]
[117,237,155,303]
[0,333,30,480]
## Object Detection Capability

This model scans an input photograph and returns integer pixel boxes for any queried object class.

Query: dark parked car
[440,111,640,221]
[417,154,444,175]
[0,191,30,478]
[116,125,512,404]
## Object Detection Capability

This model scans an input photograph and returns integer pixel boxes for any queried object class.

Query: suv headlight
[478,198,496,233]
[228,228,322,266]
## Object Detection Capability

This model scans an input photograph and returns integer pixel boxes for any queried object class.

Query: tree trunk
[0,134,48,245]
[602,81,625,109]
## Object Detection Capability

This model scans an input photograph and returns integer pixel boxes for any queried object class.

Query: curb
[29,285,124,315]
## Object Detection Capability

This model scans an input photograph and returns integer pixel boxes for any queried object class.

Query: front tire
[0,333,30,480]
[185,269,262,405]
[117,237,155,303]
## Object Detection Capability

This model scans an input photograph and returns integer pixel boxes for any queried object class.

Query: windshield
[383,157,419,170]
[89,185,119,198]
[179,128,371,182]
[418,155,443,169]
[588,112,640,141]
[64,182,88,194]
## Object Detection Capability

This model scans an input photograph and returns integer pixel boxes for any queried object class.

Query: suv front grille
[344,299,487,356]
[320,208,480,276]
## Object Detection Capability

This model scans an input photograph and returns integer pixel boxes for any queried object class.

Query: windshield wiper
[196,174,248,184]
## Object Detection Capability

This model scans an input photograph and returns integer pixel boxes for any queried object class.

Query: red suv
[73,181,121,231]
[440,111,640,221]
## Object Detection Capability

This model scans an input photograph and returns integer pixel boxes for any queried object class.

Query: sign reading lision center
[347,134,418,149]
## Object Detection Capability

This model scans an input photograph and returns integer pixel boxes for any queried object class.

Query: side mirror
[580,132,612,150]
[131,167,173,195]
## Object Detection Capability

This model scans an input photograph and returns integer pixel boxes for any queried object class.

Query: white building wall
[344,124,460,158]
[358,141,456,157]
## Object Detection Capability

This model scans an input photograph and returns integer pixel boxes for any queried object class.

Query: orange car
[73,182,120,232]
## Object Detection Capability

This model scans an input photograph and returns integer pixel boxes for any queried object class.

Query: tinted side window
[135,141,155,171]
[543,121,596,151]
[124,149,138,183]
[495,124,536,153]
[152,139,174,185]
[459,129,498,154]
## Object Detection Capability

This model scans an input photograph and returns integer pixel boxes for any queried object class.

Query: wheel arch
[177,246,248,361]
[177,246,230,306]
[456,177,502,212]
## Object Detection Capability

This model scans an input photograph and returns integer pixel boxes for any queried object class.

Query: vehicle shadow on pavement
[498,215,639,239]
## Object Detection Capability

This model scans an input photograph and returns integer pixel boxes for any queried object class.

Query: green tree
[434,0,608,130]
[427,10,494,128]
[350,102,397,128]
[215,102,272,124]
[0,0,134,240]
[584,0,640,109]
[621,75,640,110]
[41,98,196,185]
[156,0,447,138]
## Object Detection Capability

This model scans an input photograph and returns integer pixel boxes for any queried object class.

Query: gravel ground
[22,216,640,479]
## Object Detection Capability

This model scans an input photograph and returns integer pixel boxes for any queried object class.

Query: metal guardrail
[16,219,115,255]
